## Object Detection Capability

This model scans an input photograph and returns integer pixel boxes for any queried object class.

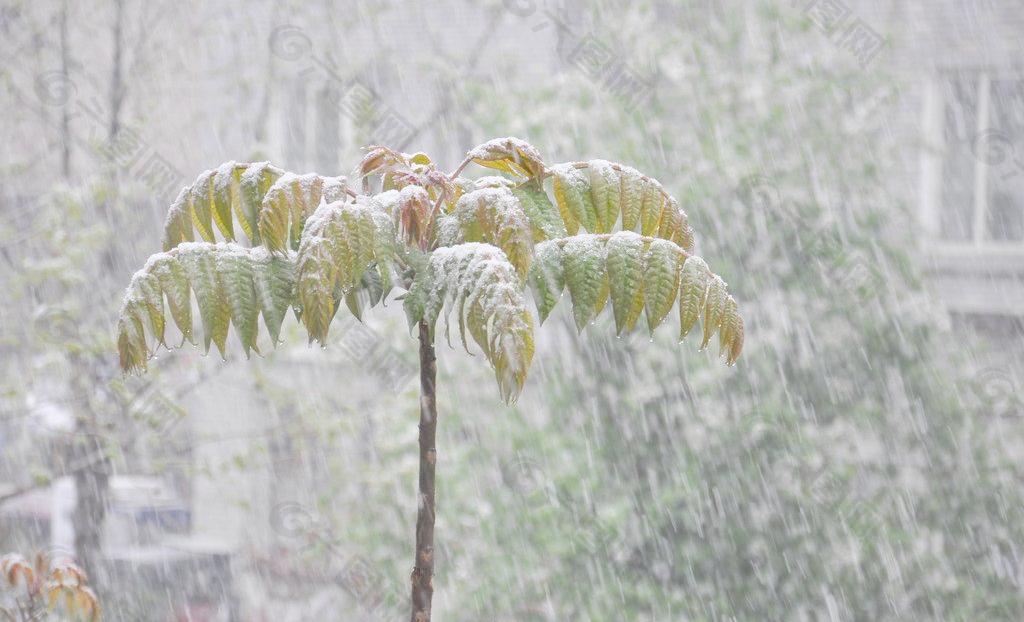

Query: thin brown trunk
[410,320,437,621]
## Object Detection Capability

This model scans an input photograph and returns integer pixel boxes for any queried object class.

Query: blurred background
[1,0,1023,620]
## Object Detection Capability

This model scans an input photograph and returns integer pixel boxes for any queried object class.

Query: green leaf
[162,188,195,251]
[218,247,260,356]
[296,238,337,344]
[618,166,644,232]
[189,170,216,242]
[606,231,646,334]
[409,243,535,402]
[117,311,147,374]
[562,235,608,331]
[701,274,728,350]
[588,159,620,233]
[251,248,296,345]
[642,239,680,333]
[678,256,709,340]
[125,271,165,348]
[259,173,342,253]
[237,162,279,243]
[658,198,695,251]
[345,268,384,320]
[639,180,664,236]
[212,162,237,240]
[450,188,534,280]
[551,164,597,233]
[719,295,741,359]
[176,245,231,356]
[512,179,566,241]
[150,254,193,344]
[528,240,565,323]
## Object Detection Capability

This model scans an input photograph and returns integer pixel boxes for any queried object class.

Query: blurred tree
[430,1,1024,619]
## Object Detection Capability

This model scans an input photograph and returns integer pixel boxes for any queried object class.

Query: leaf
[606,231,646,334]
[150,254,193,344]
[657,198,696,252]
[238,161,281,243]
[727,310,744,365]
[403,275,428,330]
[131,271,165,346]
[295,237,337,344]
[464,137,546,178]
[259,172,345,253]
[161,187,195,251]
[512,179,566,241]
[218,247,260,356]
[639,180,664,236]
[189,169,217,242]
[176,245,231,356]
[212,161,237,240]
[642,239,681,332]
[551,164,598,233]
[407,243,534,401]
[587,159,620,233]
[251,248,296,345]
[345,268,384,320]
[407,241,536,399]
[718,294,740,358]
[117,243,305,372]
[528,240,565,323]
[618,165,644,232]
[701,275,728,350]
[117,311,147,374]
[394,185,432,248]
[450,187,533,280]
[678,256,710,340]
[163,162,356,253]
[561,235,608,331]
[354,145,409,183]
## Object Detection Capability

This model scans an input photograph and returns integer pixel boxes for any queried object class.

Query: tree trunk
[108,0,125,142]
[57,0,71,179]
[410,320,437,622]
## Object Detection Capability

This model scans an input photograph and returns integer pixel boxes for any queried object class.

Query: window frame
[920,66,1024,249]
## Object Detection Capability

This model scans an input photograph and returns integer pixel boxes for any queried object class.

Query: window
[931,69,1024,244]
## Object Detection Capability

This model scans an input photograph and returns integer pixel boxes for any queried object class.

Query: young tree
[114,137,744,621]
